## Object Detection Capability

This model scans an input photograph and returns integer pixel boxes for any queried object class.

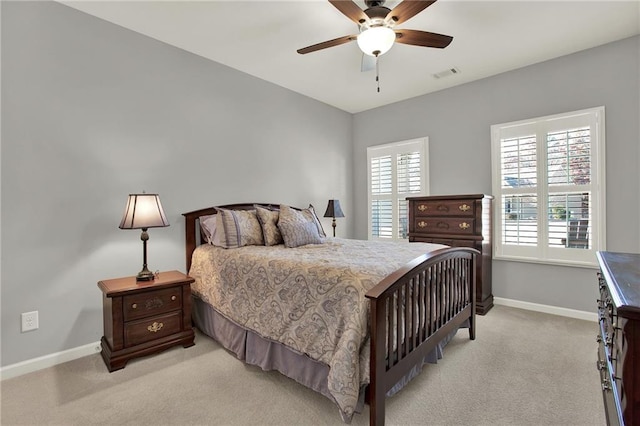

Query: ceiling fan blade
[297,35,357,55]
[386,0,437,25]
[329,0,370,25]
[361,54,376,72]
[394,29,453,48]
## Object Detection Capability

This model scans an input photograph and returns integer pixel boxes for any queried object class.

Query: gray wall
[353,35,640,313]
[1,1,353,366]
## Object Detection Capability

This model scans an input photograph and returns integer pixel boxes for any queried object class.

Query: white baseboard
[0,341,101,381]
[494,297,597,322]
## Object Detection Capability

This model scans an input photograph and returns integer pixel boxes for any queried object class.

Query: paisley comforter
[188,238,445,420]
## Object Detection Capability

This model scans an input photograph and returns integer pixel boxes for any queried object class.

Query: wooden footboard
[366,247,477,426]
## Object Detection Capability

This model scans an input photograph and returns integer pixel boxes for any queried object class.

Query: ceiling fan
[297,0,453,59]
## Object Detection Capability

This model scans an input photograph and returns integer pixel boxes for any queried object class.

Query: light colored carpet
[0,305,605,425]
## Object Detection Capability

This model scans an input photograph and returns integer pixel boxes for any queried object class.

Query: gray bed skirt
[191,294,466,423]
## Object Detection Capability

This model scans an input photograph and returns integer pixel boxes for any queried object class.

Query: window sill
[493,254,599,269]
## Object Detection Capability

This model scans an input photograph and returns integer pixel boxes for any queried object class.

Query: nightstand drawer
[414,218,476,235]
[124,311,182,347]
[123,287,182,321]
[413,199,475,217]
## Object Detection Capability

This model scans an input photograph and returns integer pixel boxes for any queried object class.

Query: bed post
[183,208,218,273]
[368,294,386,426]
[184,215,196,273]
[469,253,477,340]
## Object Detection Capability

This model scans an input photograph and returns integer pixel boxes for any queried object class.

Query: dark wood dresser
[407,194,493,314]
[596,251,640,425]
[98,270,195,372]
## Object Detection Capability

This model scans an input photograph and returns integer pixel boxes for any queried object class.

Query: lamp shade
[323,199,345,218]
[119,193,169,230]
[357,26,396,57]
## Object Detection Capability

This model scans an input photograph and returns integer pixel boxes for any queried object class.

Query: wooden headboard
[182,203,290,272]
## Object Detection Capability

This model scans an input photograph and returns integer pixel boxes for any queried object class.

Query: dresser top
[597,251,640,314]
[406,194,494,201]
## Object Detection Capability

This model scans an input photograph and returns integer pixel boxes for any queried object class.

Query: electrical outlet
[21,311,39,332]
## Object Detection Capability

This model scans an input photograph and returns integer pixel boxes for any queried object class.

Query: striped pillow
[214,208,264,248]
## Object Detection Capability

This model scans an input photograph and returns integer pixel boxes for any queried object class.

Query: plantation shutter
[370,155,393,239]
[368,139,429,241]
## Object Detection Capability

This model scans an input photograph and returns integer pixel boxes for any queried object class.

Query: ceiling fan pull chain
[375,53,380,93]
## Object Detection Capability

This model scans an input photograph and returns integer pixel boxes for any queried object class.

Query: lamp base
[136,268,155,282]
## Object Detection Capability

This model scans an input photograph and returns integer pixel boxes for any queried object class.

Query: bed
[183,203,477,425]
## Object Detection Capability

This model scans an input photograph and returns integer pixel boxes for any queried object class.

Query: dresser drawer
[598,339,622,426]
[124,311,182,347]
[123,287,182,321]
[414,218,476,235]
[412,237,476,248]
[413,199,475,217]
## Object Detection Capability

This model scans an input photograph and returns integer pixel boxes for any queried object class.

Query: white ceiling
[60,0,640,113]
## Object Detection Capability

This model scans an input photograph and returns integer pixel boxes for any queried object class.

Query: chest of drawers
[596,252,640,425]
[407,194,493,314]
[98,270,195,372]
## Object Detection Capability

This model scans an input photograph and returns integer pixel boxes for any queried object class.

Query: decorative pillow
[306,204,326,237]
[255,205,283,246]
[199,214,219,245]
[277,204,324,248]
[214,208,264,248]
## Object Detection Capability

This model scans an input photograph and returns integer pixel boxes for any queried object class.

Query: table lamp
[119,193,169,281]
[323,199,345,238]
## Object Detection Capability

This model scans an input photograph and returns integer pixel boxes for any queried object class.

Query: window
[367,138,429,240]
[491,107,605,267]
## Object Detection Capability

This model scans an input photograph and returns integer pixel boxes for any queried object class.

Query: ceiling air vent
[432,67,461,79]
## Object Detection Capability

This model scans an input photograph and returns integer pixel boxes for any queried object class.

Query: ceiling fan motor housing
[364,6,392,22]
[364,0,386,7]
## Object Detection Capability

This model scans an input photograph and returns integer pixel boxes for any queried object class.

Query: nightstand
[98,270,195,372]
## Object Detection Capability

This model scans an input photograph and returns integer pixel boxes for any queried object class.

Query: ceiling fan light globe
[357,26,395,57]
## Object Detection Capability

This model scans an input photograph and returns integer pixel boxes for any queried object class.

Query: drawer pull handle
[437,222,449,229]
[171,295,177,301]
[437,205,449,212]
[601,379,612,391]
[459,222,470,229]
[596,360,606,371]
[418,204,428,212]
[418,221,428,228]
[131,303,137,309]
[147,322,164,333]
[459,204,470,211]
